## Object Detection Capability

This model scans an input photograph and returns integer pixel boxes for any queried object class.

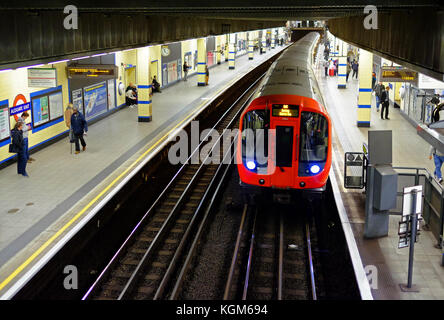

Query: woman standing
[11,122,28,177]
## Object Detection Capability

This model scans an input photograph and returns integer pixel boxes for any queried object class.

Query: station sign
[28,68,57,88]
[380,66,418,84]
[67,64,118,79]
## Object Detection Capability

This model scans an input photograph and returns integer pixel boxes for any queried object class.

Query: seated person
[152,76,162,93]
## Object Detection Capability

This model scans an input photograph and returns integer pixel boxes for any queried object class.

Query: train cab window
[299,112,328,162]
[242,110,268,169]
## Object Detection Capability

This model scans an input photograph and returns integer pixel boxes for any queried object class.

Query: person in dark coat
[70,106,88,154]
[380,86,391,120]
[152,76,162,93]
[11,122,28,177]
[352,60,359,79]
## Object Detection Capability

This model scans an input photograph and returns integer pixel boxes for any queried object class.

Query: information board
[83,81,108,120]
[380,66,418,84]
[28,68,57,88]
[49,91,64,121]
[0,103,9,142]
[72,89,83,113]
[32,96,50,127]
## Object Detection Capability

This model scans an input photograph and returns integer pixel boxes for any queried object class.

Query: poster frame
[0,100,10,144]
[31,86,64,130]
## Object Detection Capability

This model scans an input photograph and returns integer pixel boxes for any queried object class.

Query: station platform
[0,44,288,298]
[316,46,444,299]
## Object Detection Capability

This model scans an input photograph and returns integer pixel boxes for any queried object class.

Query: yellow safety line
[0,62,244,293]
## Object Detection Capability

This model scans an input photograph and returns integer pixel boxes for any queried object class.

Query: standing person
[380,86,391,120]
[323,59,329,77]
[70,106,88,154]
[11,122,28,177]
[374,82,384,112]
[429,146,444,183]
[65,103,74,144]
[372,72,377,90]
[352,60,359,79]
[17,111,34,163]
[205,66,209,86]
[183,62,189,81]
[346,62,351,82]
[125,83,137,108]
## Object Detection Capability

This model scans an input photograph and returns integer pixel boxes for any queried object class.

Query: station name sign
[67,64,118,79]
[380,66,418,84]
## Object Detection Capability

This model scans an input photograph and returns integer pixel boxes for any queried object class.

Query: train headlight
[246,161,256,170]
[310,164,320,174]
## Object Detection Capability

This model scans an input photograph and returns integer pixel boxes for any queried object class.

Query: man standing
[352,60,359,79]
[430,146,444,183]
[183,62,189,81]
[17,111,34,163]
[70,106,88,154]
[346,62,351,82]
[374,82,384,112]
[323,59,329,77]
[380,86,390,120]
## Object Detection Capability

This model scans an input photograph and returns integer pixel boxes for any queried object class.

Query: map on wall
[32,96,49,127]
[0,104,9,141]
[83,81,108,120]
[49,91,63,121]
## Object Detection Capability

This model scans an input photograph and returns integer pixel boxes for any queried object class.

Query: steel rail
[277,212,284,300]
[305,222,317,300]
[81,72,265,300]
[223,204,249,300]
[242,208,258,300]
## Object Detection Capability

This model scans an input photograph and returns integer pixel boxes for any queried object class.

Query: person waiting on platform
[352,60,359,79]
[372,72,377,89]
[346,62,351,82]
[125,83,137,108]
[323,59,329,77]
[205,66,209,86]
[11,122,28,177]
[374,82,385,112]
[70,106,88,154]
[380,86,390,120]
[17,111,34,163]
[183,62,189,81]
[430,146,444,183]
[152,76,162,93]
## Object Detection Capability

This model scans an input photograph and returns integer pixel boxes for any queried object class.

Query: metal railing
[392,166,444,247]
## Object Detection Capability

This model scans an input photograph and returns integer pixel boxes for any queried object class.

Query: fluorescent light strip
[72,56,91,61]
[16,64,44,70]
[49,59,69,64]
[91,53,107,57]
[0,69,13,73]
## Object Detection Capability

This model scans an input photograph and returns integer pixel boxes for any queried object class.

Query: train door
[269,120,299,188]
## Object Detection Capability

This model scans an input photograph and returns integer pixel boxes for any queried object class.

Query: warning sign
[344,152,366,189]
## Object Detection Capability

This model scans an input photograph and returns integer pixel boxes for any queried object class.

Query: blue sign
[10,102,31,116]
[83,81,108,120]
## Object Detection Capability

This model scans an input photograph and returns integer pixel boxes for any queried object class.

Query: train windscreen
[299,112,328,162]
[242,110,268,169]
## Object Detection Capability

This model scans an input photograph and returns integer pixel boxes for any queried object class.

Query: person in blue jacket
[70,106,88,154]
[11,122,28,177]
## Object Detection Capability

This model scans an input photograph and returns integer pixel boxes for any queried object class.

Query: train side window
[299,112,328,162]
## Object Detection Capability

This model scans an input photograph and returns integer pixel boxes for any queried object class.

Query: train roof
[253,33,324,105]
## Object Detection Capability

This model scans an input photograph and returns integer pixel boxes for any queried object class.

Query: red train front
[236,33,331,192]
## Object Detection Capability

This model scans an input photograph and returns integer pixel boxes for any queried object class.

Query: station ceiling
[1,1,443,81]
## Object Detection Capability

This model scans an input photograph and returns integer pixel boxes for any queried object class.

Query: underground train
[236,32,331,192]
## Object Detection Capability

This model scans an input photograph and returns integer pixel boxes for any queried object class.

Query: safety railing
[392,166,444,247]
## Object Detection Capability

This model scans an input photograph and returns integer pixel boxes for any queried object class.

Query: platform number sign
[344,152,366,189]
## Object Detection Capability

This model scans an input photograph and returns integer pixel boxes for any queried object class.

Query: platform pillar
[197,38,207,86]
[271,28,276,49]
[136,47,152,122]
[261,31,267,54]
[225,34,229,61]
[357,49,373,127]
[216,36,222,65]
[337,56,347,89]
[228,34,236,70]
[248,32,254,60]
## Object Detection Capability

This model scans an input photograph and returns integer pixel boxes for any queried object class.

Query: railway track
[224,201,322,300]
[82,75,264,300]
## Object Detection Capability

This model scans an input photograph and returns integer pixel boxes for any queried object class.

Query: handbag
[8,143,15,153]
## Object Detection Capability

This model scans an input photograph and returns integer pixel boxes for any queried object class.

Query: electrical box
[373,165,398,211]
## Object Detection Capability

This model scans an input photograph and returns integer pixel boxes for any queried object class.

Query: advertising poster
[72,89,83,113]
[83,81,108,120]
[32,96,49,127]
[0,104,9,141]
[107,79,116,110]
[49,91,63,120]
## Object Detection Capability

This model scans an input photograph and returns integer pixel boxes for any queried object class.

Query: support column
[197,38,207,86]
[261,31,266,54]
[271,28,275,49]
[225,34,229,61]
[216,36,222,64]
[248,31,254,60]
[337,56,347,89]
[228,34,236,69]
[136,47,152,122]
[357,49,373,127]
